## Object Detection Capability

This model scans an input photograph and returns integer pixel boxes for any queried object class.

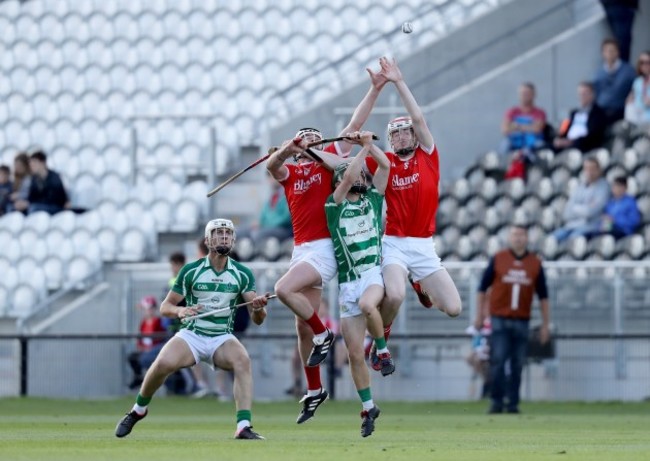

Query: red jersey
[280,144,337,245]
[367,144,439,237]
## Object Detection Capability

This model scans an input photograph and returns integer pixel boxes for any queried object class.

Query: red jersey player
[365,57,462,369]
[266,68,387,424]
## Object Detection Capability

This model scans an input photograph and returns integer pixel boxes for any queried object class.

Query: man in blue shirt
[593,38,636,126]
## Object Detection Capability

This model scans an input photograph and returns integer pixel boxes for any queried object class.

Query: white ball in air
[402,22,413,34]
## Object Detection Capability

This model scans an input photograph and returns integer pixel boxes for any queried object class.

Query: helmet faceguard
[332,163,368,195]
[204,218,236,255]
[387,116,416,157]
[294,128,322,162]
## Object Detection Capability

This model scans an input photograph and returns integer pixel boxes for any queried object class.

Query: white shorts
[290,238,337,287]
[338,265,384,318]
[381,236,444,282]
[176,329,237,369]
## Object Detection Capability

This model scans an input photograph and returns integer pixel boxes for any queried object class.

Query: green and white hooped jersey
[325,187,384,284]
[172,257,255,337]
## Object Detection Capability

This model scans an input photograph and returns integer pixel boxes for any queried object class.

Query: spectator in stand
[552,157,610,242]
[127,296,167,389]
[553,81,608,153]
[16,150,69,215]
[586,176,641,239]
[599,0,638,63]
[500,82,548,180]
[0,165,12,215]
[593,38,636,126]
[501,82,548,154]
[6,152,31,213]
[625,50,650,128]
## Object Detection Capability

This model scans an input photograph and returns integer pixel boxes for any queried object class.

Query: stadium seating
[1,0,649,317]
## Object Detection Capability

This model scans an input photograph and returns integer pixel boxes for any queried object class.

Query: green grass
[0,398,649,461]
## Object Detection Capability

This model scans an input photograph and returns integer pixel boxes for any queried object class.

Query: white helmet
[295,127,322,143]
[204,218,236,255]
[293,128,322,162]
[387,116,416,156]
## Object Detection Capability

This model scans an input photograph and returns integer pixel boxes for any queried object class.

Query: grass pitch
[1,398,649,461]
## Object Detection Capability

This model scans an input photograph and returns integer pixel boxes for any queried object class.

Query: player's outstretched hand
[379,56,403,83]
[366,66,388,91]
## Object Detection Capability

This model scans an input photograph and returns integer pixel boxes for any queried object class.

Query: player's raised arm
[266,139,301,181]
[336,68,388,155]
[379,56,434,152]
[369,144,390,195]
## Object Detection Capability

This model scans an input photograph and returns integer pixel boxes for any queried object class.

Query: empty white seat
[540,235,559,260]
[535,177,554,203]
[1,211,25,235]
[153,174,182,200]
[19,229,48,262]
[0,229,14,255]
[10,284,40,317]
[16,256,46,294]
[97,227,118,261]
[44,228,74,262]
[118,228,147,261]
[236,236,255,261]
[0,284,7,314]
[483,207,501,231]
[520,196,542,216]
[540,208,557,231]
[182,180,208,202]
[50,210,76,234]
[96,199,120,223]
[1,266,19,291]
[259,236,282,261]
[105,209,129,235]
[101,173,129,205]
[130,182,156,206]
[467,225,488,248]
[171,199,199,232]
[71,228,93,256]
[77,210,102,234]
[567,236,588,260]
[72,173,102,210]
[23,210,51,233]
[66,255,94,287]
[43,256,64,290]
[151,201,172,232]
[450,177,470,202]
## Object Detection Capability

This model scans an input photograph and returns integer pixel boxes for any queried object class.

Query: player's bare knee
[358,300,377,317]
[151,357,178,376]
[347,347,365,365]
[442,299,462,317]
[232,353,252,374]
[382,290,404,313]
[275,280,292,302]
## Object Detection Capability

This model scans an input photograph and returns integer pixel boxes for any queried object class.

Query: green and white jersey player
[324,131,394,438]
[115,218,270,441]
